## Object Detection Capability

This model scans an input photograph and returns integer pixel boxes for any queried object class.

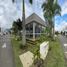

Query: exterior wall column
[33,22,36,41]
[40,25,42,35]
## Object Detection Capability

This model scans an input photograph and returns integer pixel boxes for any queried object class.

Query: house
[24,13,47,41]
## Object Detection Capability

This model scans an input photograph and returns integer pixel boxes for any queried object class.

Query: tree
[12,19,22,35]
[42,0,61,39]
[16,19,22,31]
[55,31,59,35]
[12,0,32,45]
[12,21,18,35]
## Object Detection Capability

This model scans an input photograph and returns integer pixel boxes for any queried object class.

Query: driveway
[0,34,15,67]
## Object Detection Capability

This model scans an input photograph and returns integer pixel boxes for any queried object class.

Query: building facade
[23,13,47,41]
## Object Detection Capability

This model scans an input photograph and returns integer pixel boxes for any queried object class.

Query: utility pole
[22,0,26,45]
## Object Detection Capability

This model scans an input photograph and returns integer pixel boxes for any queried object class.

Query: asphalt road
[0,34,15,67]
[59,35,67,59]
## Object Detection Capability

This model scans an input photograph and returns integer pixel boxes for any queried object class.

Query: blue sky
[0,0,67,31]
[55,0,67,31]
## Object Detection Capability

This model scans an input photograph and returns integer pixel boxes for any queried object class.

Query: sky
[0,0,22,29]
[0,0,67,31]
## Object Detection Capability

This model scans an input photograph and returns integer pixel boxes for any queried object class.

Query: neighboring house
[24,13,47,41]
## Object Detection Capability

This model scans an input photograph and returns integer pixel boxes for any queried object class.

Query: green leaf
[29,0,32,4]
[12,0,15,3]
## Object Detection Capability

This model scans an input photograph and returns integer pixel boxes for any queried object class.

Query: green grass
[44,38,65,67]
[11,35,65,67]
[11,38,23,67]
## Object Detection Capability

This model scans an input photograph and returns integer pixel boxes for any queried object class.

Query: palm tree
[42,0,61,39]
[12,0,32,45]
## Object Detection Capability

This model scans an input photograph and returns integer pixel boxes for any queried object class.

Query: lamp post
[22,0,26,45]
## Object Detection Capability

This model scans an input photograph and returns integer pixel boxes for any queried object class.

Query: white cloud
[0,0,46,29]
[62,23,67,31]
[24,0,45,21]
[61,1,67,15]
[25,3,33,18]
[55,21,67,31]
[0,0,22,29]
[55,0,67,31]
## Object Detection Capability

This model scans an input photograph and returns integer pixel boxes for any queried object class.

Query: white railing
[26,33,46,35]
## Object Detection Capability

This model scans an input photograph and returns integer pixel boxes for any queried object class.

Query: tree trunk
[49,20,55,40]
[22,0,26,45]
[52,18,55,40]
[53,26,55,40]
[49,24,52,38]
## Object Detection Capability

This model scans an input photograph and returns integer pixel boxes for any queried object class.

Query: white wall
[40,41,49,60]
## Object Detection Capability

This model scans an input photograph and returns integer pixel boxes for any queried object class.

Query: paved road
[59,35,67,67]
[0,34,15,67]
[59,35,67,59]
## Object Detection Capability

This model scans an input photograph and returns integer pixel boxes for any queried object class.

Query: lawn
[43,38,65,67]
[11,38,23,67]
[11,35,65,67]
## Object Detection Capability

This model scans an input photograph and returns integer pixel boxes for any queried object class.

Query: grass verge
[11,37,23,67]
[11,35,65,67]
[44,38,65,67]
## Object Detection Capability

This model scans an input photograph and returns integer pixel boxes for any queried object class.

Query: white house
[23,13,47,41]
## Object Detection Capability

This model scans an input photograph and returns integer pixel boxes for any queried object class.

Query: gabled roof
[25,13,46,26]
